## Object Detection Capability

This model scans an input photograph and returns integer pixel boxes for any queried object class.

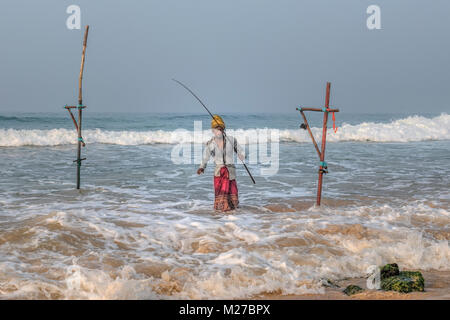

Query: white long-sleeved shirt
[199,135,245,180]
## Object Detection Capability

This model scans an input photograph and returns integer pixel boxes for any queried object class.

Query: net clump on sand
[380,263,425,293]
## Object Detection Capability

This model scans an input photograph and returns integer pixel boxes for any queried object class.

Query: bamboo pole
[75,25,89,189]
[64,107,86,147]
[316,82,331,206]
[68,109,78,131]
[76,108,82,189]
[63,26,89,189]
[299,110,321,158]
[79,26,89,106]
[297,107,339,112]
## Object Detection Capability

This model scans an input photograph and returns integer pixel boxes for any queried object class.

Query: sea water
[0,112,449,299]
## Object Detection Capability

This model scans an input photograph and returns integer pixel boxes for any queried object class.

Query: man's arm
[198,142,211,174]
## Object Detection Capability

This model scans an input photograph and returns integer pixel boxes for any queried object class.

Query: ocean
[0,112,449,299]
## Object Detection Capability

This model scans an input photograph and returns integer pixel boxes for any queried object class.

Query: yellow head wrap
[211,114,225,129]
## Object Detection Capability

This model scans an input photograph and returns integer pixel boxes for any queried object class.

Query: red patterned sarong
[214,167,239,212]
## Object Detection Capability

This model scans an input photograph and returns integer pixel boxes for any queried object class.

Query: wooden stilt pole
[79,26,89,105]
[64,25,89,189]
[316,82,331,206]
[296,82,339,206]
[76,106,83,189]
[300,110,321,158]
[76,26,89,190]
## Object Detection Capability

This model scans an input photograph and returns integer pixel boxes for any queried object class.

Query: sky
[0,0,449,114]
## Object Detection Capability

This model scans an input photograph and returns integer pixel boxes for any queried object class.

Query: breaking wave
[0,114,449,147]
[0,202,448,299]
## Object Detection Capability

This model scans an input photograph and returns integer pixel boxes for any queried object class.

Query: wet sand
[257,270,450,300]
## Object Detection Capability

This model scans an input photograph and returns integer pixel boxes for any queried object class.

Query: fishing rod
[172,78,256,184]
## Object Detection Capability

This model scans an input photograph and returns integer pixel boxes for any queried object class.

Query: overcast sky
[0,0,449,114]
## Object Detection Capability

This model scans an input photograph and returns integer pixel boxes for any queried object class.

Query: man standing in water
[197,115,245,212]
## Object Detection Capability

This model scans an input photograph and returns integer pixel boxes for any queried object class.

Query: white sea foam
[0,201,448,299]
[0,114,449,146]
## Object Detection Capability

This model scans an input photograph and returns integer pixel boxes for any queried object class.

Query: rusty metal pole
[316,82,331,206]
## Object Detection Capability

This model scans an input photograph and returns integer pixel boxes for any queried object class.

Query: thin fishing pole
[172,78,256,184]
[172,79,215,119]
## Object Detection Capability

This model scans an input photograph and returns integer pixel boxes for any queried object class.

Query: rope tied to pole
[319,161,328,174]
[323,108,338,133]
[329,109,338,133]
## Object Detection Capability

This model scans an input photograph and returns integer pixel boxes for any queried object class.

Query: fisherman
[197,115,245,212]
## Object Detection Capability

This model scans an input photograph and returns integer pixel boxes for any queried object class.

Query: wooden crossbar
[296,82,340,206]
